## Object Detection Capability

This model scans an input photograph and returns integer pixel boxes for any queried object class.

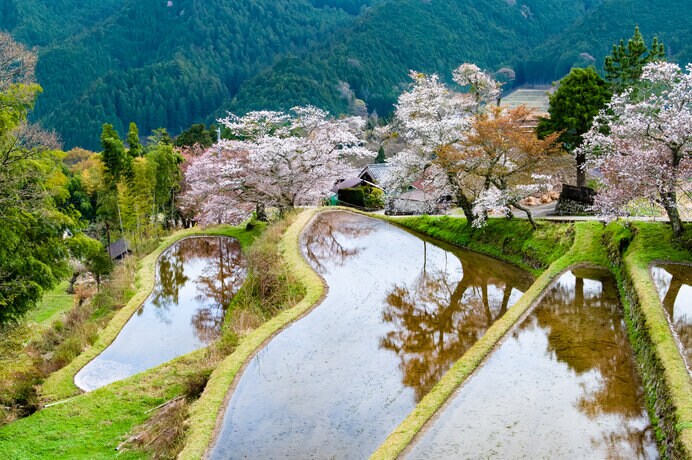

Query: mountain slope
[224,0,595,117]
[9,0,376,149]
[521,0,692,83]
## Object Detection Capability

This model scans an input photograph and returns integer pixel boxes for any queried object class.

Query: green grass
[370,219,609,459]
[0,349,207,459]
[618,222,692,457]
[392,215,575,275]
[0,222,263,459]
[27,281,75,325]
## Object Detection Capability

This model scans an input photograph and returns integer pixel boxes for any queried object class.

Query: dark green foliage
[338,187,366,207]
[126,122,143,158]
[375,145,386,164]
[604,26,666,93]
[537,67,611,186]
[174,124,215,148]
[522,1,689,84]
[100,124,128,187]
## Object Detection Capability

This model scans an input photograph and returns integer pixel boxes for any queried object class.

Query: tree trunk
[576,151,587,188]
[513,202,537,229]
[456,192,475,224]
[661,190,684,238]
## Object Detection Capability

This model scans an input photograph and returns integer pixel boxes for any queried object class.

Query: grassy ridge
[617,223,692,457]
[370,219,608,459]
[180,208,325,459]
[0,223,261,458]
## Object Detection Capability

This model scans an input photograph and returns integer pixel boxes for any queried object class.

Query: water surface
[650,264,692,373]
[408,269,657,459]
[209,211,533,459]
[75,237,246,391]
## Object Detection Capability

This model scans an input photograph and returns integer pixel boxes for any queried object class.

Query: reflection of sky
[651,266,692,323]
[210,213,531,460]
[408,271,657,459]
[74,237,244,392]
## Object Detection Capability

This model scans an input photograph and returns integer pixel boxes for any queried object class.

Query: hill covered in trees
[1,0,691,149]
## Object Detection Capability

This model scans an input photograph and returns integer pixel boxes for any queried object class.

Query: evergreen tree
[126,122,143,158]
[375,145,386,163]
[537,67,611,187]
[604,26,665,94]
[100,124,128,188]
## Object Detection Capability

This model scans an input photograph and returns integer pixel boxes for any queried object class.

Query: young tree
[537,67,611,187]
[604,26,666,94]
[375,145,386,164]
[183,107,371,225]
[582,62,692,237]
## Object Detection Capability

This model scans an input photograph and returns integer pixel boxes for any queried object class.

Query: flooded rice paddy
[74,237,246,391]
[650,264,692,373]
[208,211,533,459]
[407,268,657,459]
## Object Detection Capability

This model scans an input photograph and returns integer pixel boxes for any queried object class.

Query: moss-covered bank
[608,222,692,459]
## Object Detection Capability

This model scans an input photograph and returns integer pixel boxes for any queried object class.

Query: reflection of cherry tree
[301,212,376,274]
[190,238,247,343]
[651,264,692,367]
[381,253,531,401]
[150,241,190,312]
[534,270,650,456]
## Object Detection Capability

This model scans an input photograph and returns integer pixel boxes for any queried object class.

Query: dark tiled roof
[359,163,390,183]
[107,238,129,259]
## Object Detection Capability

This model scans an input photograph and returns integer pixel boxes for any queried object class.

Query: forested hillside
[1,0,690,150]
[522,0,692,82]
[3,0,377,149]
[225,0,595,118]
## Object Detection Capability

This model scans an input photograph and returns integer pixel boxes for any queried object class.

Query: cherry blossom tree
[384,65,499,223]
[182,106,371,225]
[581,62,692,237]
[443,106,564,228]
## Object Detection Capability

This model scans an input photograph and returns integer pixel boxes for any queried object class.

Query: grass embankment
[370,217,618,460]
[180,208,325,459]
[392,215,575,275]
[613,222,692,458]
[0,222,264,458]
[0,282,75,423]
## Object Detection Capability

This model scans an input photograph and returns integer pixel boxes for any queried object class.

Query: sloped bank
[180,209,325,459]
[609,223,692,458]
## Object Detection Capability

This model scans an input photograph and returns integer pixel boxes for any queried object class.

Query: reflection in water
[74,237,246,391]
[208,211,533,460]
[651,264,692,373]
[408,269,657,459]
[381,252,531,401]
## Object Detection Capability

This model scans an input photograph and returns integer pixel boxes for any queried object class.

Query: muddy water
[408,269,657,459]
[208,211,533,459]
[651,264,692,372]
[74,237,246,391]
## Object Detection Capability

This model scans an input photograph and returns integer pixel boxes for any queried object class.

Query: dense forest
[0,0,691,150]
